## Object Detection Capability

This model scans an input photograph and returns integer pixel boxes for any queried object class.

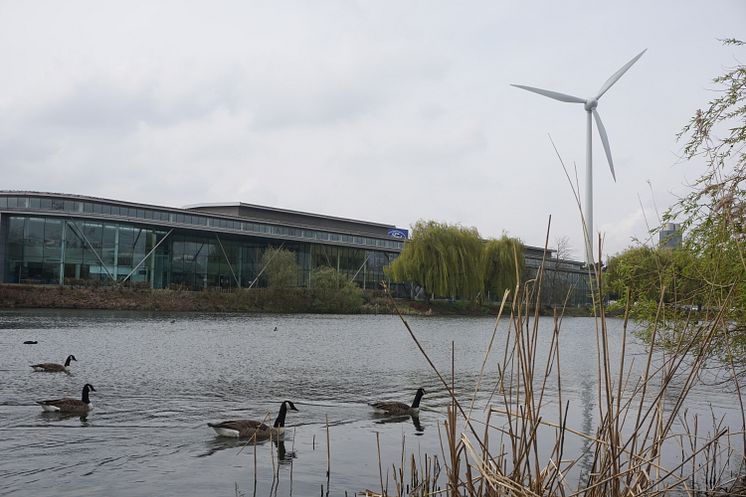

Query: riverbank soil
[0,284,593,316]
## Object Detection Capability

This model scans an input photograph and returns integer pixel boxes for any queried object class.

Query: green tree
[614,40,745,360]
[310,266,363,313]
[388,220,484,301]
[482,235,524,300]
[668,39,746,350]
[261,247,298,288]
[388,220,524,303]
[605,246,697,307]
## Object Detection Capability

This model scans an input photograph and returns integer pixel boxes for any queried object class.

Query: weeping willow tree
[388,220,483,301]
[482,235,524,299]
[388,220,524,302]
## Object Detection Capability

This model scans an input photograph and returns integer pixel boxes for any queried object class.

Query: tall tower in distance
[659,223,682,249]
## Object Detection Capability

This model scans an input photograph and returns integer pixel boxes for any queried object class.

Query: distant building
[0,191,404,289]
[0,191,593,305]
[659,223,682,249]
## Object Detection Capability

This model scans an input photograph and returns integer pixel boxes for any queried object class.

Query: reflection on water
[39,411,89,424]
[0,310,741,496]
[577,378,595,485]
[373,414,425,434]
[200,436,296,464]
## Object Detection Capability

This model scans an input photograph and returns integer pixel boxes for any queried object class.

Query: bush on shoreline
[0,283,592,316]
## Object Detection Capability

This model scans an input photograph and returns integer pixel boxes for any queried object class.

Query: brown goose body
[31,355,77,373]
[208,419,273,438]
[370,388,426,416]
[37,384,95,414]
[209,400,298,438]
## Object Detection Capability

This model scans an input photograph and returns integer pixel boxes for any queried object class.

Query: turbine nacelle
[584,99,598,112]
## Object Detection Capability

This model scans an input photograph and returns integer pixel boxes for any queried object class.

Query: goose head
[81,384,96,404]
[273,400,299,428]
[65,355,78,367]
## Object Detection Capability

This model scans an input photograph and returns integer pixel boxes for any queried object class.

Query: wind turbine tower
[512,50,646,266]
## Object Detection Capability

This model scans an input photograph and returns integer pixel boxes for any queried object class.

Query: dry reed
[369,240,745,497]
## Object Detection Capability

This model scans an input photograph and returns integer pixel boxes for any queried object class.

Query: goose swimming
[37,384,96,413]
[370,388,426,416]
[31,354,77,373]
[208,400,299,438]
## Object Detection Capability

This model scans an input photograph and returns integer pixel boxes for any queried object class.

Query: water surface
[0,311,740,496]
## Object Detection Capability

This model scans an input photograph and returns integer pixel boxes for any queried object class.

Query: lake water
[0,310,741,496]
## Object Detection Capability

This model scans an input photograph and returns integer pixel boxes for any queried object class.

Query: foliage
[387,220,524,302]
[605,246,697,304]
[668,39,745,348]
[481,235,524,298]
[613,39,745,362]
[260,247,299,288]
[310,266,364,313]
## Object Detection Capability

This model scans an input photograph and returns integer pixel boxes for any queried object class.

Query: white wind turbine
[512,49,646,266]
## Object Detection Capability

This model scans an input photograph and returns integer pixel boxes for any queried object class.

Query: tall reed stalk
[369,242,743,497]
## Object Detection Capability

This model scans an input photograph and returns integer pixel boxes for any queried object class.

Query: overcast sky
[1,1,744,259]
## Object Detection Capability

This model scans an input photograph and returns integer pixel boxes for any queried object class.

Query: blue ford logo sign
[387,228,408,239]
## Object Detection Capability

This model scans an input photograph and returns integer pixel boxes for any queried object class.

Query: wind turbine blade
[592,108,616,182]
[595,49,647,99]
[511,84,585,103]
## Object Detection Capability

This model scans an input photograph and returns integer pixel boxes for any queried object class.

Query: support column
[0,213,5,283]
[113,227,119,282]
[58,220,66,285]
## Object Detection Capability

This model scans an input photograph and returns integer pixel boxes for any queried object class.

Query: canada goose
[23,340,38,345]
[31,354,77,373]
[370,388,426,416]
[37,384,96,413]
[208,400,299,438]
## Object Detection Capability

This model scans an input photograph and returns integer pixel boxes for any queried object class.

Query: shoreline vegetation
[355,263,746,496]
[0,283,595,316]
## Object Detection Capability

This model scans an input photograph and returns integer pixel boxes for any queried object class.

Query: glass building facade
[0,191,593,305]
[0,192,402,290]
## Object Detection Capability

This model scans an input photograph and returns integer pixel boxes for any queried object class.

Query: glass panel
[0,196,7,208]
[7,217,25,262]
[65,223,84,263]
[83,222,103,249]
[28,197,41,209]
[51,199,64,210]
[44,218,63,262]
[117,226,135,269]
[102,225,117,266]
[25,218,44,260]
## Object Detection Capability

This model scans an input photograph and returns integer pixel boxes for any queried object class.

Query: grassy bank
[0,284,592,316]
